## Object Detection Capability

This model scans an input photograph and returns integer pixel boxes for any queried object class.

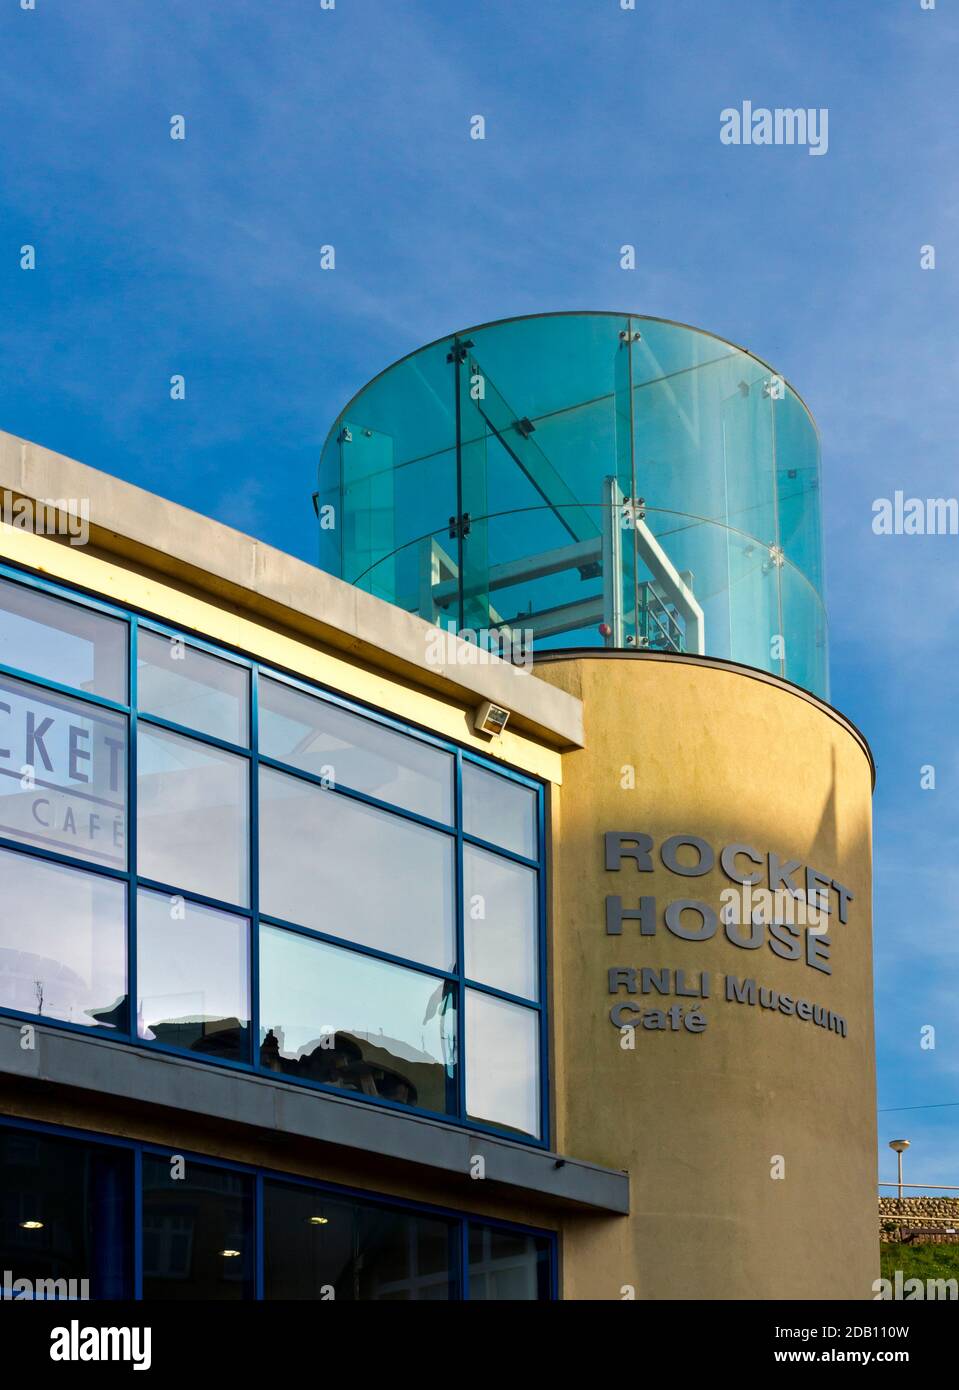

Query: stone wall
[879,1197,959,1242]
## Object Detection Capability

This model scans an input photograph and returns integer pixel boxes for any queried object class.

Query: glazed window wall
[0,567,547,1144]
[0,1121,554,1300]
[317,312,829,699]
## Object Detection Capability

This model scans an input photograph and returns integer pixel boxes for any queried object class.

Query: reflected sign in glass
[0,675,127,868]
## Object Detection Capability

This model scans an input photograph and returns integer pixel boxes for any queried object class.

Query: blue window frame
[0,1116,556,1301]
[0,562,549,1146]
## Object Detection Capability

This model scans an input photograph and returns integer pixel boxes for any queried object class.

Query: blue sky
[2,0,957,1193]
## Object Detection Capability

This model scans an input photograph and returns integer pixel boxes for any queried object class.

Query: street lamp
[889,1139,910,1203]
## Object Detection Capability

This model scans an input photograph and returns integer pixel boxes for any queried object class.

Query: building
[0,312,876,1301]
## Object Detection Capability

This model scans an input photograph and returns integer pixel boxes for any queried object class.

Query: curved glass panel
[319,313,828,699]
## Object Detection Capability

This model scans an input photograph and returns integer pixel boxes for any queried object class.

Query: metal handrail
[879,1183,959,1191]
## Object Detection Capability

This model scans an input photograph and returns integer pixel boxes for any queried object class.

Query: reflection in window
[0,847,126,1029]
[141,1155,253,1300]
[463,761,537,859]
[263,1180,455,1301]
[136,890,249,1062]
[466,990,540,1139]
[0,569,547,1146]
[0,576,127,702]
[468,1223,551,1300]
[259,765,454,970]
[355,1203,454,1301]
[0,674,127,869]
[464,844,538,999]
[137,725,249,906]
[0,1128,133,1299]
[137,630,249,745]
[259,676,453,823]
[264,1185,355,1300]
[259,925,456,1115]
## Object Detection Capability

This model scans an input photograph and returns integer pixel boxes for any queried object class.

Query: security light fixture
[474,699,510,738]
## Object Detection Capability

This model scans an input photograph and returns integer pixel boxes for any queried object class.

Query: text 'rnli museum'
[0,313,876,1300]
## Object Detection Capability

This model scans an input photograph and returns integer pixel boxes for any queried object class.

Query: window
[137,629,248,744]
[0,1123,554,1300]
[0,575,127,702]
[141,1154,254,1300]
[464,844,538,999]
[136,889,250,1062]
[264,1181,456,1301]
[0,846,126,1029]
[137,724,249,906]
[0,673,127,869]
[263,1185,357,1300]
[0,1128,133,1299]
[0,567,547,1145]
[259,765,454,970]
[259,925,456,1115]
[354,1203,454,1301]
[463,760,537,859]
[468,1223,552,1300]
[260,675,452,823]
[466,990,541,1139]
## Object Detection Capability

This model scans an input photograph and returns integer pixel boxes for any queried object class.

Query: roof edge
[0,429,585,751]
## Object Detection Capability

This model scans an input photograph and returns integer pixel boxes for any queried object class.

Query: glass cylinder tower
[317,312,828,699]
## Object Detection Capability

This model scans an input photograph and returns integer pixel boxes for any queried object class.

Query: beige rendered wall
[539,655,877,1300]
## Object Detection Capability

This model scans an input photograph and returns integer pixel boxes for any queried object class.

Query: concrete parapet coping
[0,430,585,751]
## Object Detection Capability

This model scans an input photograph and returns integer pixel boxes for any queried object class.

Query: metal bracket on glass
[601,476,626,648]
[622,496,646,527]
[446,339,474,364]
[448,513,472,541]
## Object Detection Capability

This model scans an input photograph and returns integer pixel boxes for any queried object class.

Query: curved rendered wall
[538,654,876,1300]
